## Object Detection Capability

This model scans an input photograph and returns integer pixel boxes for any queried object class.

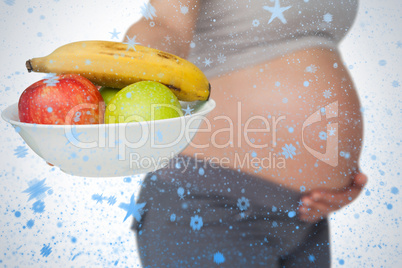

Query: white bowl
[2,100,216,177]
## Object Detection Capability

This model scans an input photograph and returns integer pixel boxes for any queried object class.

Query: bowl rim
[1,99,216,129]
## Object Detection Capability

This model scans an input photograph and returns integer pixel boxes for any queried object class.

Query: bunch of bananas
[26,40,210,102]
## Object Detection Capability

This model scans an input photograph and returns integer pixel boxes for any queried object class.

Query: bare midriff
[181,47,363,193]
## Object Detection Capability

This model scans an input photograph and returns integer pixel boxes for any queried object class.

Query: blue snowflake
[190,215,203,231]
[140,2,156,20]
[323,89,332,99]
[92,193,104,204]
[217,53,226,63]
[319,131,327,140]
[252,19,260,27]
[263,0,292,24]
[281,144,296,159]
[323,13,333,23]
[328,126,336,136]
[43,73,59,86]
[124,35,140,51]
[182,105,194,116]
[107,196,117,206]
[118,194,146,222]
[14,145,28,158]
[308,254,316,263]
[180,6,189,14]
[32,200,45,213]
[23,178,51,201]
[237,197,250,211]
[203,58,213,67]
[305,64,318,73]
[213,251,225,264]
[40,244,52,257]
[109,28,120,40]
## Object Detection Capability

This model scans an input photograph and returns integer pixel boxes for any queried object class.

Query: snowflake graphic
[182,105,194,116]
[237,197,250,211]
[40,244,52,257]
[180,6,188,14]
[213,251,225,264]
[190,215,203,231]
[323,13,333,23]
[140,2,157,20]
[109,28,120,39]
[43,73,59,86]
[14,146,28,158]
[252,19,260,27]
[319,131,327,140]
[23,178,51,201]
[217,53,226,64]
[281,144,296,159]
[203,58,213,67]
[328,127,336,136]
[323,89,332,99]
[92,193,104,204]
[107,196,117,206]
[32,200,45,213]
[177,187,185,199]
[118,194,146,222]
[124,35,140,51]
[308,254,316,263]
[305,64,318,73]
[300,186,306,192]
[164,35,171,42]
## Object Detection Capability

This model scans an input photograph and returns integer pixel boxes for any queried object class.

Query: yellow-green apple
[18,74,105,125]
[105,81,183,123]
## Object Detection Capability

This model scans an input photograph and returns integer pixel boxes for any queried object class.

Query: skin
[122,0,368,223]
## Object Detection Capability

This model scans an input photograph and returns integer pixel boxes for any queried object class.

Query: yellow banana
[26,40,210,101]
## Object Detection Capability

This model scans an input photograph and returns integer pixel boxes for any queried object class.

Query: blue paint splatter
[365,189,371,196]
[123,177,132,183]
[14,211,21,217]
[170,214,176,222]
[47,107,53,113]
[14,146,28,158]
[156,130,163,142]
[303,81,309,87]
[92,193,104,204]
[308,254,316,263]
[190,215,203,231]
[4,0,15,6]
[391,187,399,195]
[386,203,393,210]
[32,200,45,213]
[378,60,387,66]
[118,194,146,222]
[366,209,373,214]
[27,219,34,229]
[198,167,205,176]
[339,259,345,265]
[288,127,294,133]
[71,237,77,243]
[319,131,327,140]
[23,178,51,201]
[213,251,225,264]
[40,244,52,257]
[392,80,400,87]
[288,211,296,218]
[83,155,89,161]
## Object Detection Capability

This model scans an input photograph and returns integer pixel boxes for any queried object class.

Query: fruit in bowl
[98,86,120,106]
[105,81,183,124]
[18,74,105,125]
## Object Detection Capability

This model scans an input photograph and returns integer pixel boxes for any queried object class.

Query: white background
[0,0,401,267]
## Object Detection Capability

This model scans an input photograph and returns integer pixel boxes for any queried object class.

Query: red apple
[18,74,105,125]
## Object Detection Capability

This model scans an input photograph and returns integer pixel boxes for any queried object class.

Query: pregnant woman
[125,0,366,267]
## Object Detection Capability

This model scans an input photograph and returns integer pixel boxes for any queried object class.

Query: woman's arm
[123,0,200,59]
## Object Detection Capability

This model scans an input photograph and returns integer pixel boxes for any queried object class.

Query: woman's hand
[298,173,368,223]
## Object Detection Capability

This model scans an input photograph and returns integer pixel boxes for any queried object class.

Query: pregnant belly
[181,47,363,192]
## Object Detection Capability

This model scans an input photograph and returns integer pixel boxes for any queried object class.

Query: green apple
[99,86,121,106]
[105,81,183,123]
